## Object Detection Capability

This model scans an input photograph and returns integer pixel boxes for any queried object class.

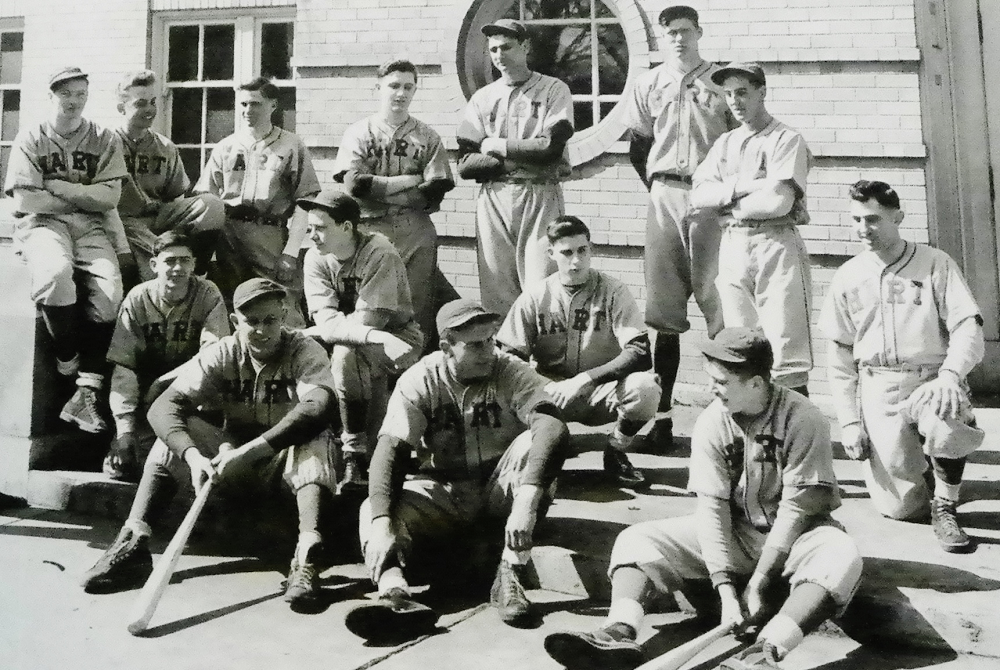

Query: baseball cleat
[717,640,782,669]
[284,554,321,609]
[81,527,152,593]
[645,416,674,453]
[491,560,534,626]
[544,626,642,670]
[337,454,369,495]
[345,588,438,641]
[603,446,646,489]
[60,386,108,434]
[931,497,971,553]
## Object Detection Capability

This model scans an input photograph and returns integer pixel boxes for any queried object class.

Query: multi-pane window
[158,14,295,183]
[0,29,23,188]
[462,0,629,132]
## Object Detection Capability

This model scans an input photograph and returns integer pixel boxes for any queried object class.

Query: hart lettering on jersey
[470,399,503,429]
[364,138,425,164]
[39,151,101,180]
[124,153,167,176]
[536,308,608,335]
[141,320,202,345]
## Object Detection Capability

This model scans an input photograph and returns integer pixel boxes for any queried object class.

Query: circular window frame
[453,0,650,167]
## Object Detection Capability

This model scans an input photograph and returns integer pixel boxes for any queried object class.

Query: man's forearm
[691,178,738,210]
[696,494,737,587]
[147,386,198,457]
[49,180,122,212]
[827,339,861,427]
[585,337,649,385]
[259,387,335,451]
[109,365,141,433]
[522,410,569,487]
[11,188,77,214]
[368,435,410,519]
[941,316,985,378]
[730,181,796,220]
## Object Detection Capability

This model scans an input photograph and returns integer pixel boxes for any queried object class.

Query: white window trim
[0,19,25,190]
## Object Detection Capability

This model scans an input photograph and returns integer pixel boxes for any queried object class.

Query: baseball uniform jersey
[457,72,573,316]
[621,60,734,335]
[5,119,128,320]
[116,127,189,217]
[693,118,813,389]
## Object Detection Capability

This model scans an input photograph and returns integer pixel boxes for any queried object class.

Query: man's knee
[620,372,661,422]
[191,193,225,231]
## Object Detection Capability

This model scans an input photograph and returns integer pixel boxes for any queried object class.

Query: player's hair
[378,59,419,84]
[152,229,196,256]
[659,5,699,28]
[547,215,591,244]
[705,352,773,383]
[117,70,157,102]
[849,180,901,210]
[238,76,280,101]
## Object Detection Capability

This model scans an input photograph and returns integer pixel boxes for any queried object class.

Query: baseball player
[114,70,224,286]
[820,180,985,553]
[195,76,320,322]
[457,18,574,317]
[82,278,338,609]
[103,229,230,481]
[691,63,813,395]
[497,215,660,488]
[544,328,863,670]
[345,299,570,640]
[298,190,423,492]
[622,5,736,449]
[334,58,454,350]
[4,66,129,435]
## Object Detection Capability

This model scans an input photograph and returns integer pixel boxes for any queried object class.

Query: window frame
[0,19,24,192]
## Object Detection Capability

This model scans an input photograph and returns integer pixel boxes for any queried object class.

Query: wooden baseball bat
[126,478,215,635]
[634,623,734,670]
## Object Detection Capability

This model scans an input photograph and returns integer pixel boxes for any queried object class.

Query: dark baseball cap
[482,18,529,41]
[297,189,361,223]
[659,5,700,27]
[701,327,772,364]
[711,62,766,87]
[49,66,88,91]
[233,278,286,311]
[436,299,501,334]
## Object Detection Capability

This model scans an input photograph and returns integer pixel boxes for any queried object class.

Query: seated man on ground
[346,299,570,640]
[544,327,863,670]
[103,229,229,481]
[497,215,660,487]
[82,278,338,610]
[298,190,423,493]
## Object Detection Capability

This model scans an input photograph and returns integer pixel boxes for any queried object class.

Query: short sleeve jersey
[380,350,554,481]
[819,242,983,369]
[108,276,230,392]
[115,128,190,217]
[170,329,336,443]
[619,61,734,178]
[333,115,454,219]
[457,72,573,181]
[194,127,320,218]
[303,232,415,331]
[4,119,127,205]
[692,118,811,226]
[497,270,644,379]
[687,386,840,531]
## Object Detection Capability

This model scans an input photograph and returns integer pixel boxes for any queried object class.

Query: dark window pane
[179,148,203,186]
[522,0,589,20]
[0,146,10,189]
[0,32,23,85]
[529,26,592,94]
[168,26,199,82]
[204,24,235,81]
[274,87,296,132]
[261,23,293,80]
[0,32,23,51]
[597,24,628,95]
[2,90,19,140]
[599,100,616,122]
[171,88,203,145]
[206,88,234,143]
[595,0,615,18]
[573,100,595,131]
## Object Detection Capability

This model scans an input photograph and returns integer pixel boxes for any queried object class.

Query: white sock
[77,372,104,389]
[759,614,804,659]
[124,518,152,538]
[377,566,410,596]
[606,598,644,631]
[934,478,962,503]
[295,530,322,563]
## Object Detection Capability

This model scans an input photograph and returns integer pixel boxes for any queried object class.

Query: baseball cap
[700,327,772,364]
[49,66,89,91]
[658,5,700,27]
[232,278,286,311]
[297,189,361,223]
[711,62,766,87]
[436,299,501,334]
[482,18,529,41]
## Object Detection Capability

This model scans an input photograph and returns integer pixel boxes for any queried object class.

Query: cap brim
[699,340,745,363]
[235,290,286,311]
[711,67,762,86]
[482,25,521,38]
[441,311,502,332]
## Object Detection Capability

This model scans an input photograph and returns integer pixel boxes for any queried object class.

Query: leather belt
[652,173,693,185]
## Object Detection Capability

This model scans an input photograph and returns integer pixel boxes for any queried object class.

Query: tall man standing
[622,5,735,449]
[457,18,575,317]
[335,59,455,348]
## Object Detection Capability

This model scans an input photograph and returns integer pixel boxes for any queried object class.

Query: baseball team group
[3,5,988,669]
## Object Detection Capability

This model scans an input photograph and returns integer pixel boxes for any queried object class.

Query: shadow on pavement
[807,643,960,669]
[137,589,286,637]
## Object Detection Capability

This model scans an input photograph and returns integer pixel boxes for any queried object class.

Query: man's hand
[544,374,594,410]
[840,422,869,461]
[365,516,406,583]
[369,331,418,371]
[211,442,259,482]
[718,584,746,631]
[104,432,140,479]
[480,138,507,157]
[909,371,965,421]
[505,484,542,552]
[275,253,299,285]
[743,574,769,623]
[184,448,217,494]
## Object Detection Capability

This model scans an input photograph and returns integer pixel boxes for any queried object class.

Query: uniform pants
[122,193,225,281]
[859,365,984,520]
[560,371,661,435]
[645,180,724,337]
[609,514,863,616]
[476,181,562,316]
[716,225,813,389]
[361,210,436,349]
[14,213,122,323]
